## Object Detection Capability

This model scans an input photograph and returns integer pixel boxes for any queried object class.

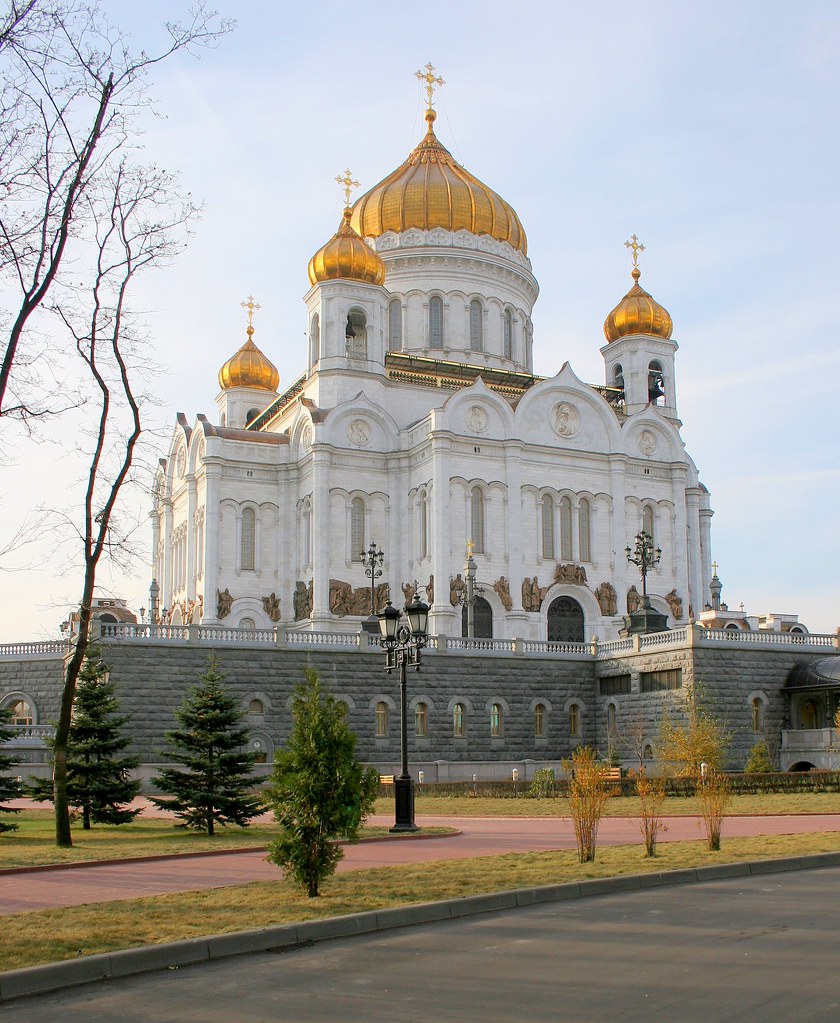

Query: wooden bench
[379,774,394,785]
[604,767,622,780]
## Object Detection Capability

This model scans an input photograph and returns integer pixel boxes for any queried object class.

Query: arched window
[642,504,655,542]
[388,299,402,351]
[346,309,367,358]
[534,702,546,738]
[613,363,625,392]
[648,360,665,404]
[541,494,555,559]
[490,703,503,737]
[751,697,764,732]
[453,702,466,737]
[351,497,365,559]
[548,596,584,643]
[429,296,444,349]
[462,595,493,639]
[6,699,33,725]
[241,508,256,572]
[559,497,572,561]
[248,698,265,715]
[503,309,513,360]
[246,408,260,425]
[302,499,312,568]
[569,703,580,737]
[800,700,819,729]
[415,702,428,737]
[607,703,617,734]
[469,299,483,352]
[418,490,428,559]
[579,498,591,563]
[375,701,389,737]
[471,487,485,554]
[310,313,320,364]
[643,744,653,761]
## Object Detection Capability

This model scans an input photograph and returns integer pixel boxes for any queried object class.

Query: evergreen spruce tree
[0,703,24,834]
[267,669,379,897]
[151,655,264,835]
[30,647,141,829]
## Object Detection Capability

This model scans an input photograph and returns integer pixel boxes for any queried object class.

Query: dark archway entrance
[462,595,493,638]
[547,595,584,643]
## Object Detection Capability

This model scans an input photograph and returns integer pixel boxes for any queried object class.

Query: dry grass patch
[4,830,840,972]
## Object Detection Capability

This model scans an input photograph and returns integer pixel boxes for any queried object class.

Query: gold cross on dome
[466,538,475,558]
[240,295,261,330]
[335,168,360,209]
[624,234,645,268]
[415,62,445,111]
[712,561,719,575]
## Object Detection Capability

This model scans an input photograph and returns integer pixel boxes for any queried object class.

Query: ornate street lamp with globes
[620,530,668,636]
[377,592,429,832]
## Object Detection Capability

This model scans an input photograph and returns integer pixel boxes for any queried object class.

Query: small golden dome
[218,329,280,392]
[349,109,527,254]
[603,267,673,343]
[307,208,386,286]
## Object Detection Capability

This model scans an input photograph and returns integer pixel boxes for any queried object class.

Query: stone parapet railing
[0,640,68,658]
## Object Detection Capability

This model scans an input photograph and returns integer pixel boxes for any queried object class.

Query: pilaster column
[185,476,197,600]
[161,498,174,609]
[310,446,331,625]
[686,488,703,619]
[202,459,222,623]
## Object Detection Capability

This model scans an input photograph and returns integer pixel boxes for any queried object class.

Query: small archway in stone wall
[547,595,584,643]
[462,595,493,638]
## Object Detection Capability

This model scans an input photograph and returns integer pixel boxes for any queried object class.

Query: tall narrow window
[534,702,546,738]
[579,498,591,562]
[569,703,580,737]
[559,497,572,561]
[503,309,513,360]
[541,494,555,559]
[429,296,443,349]
[419,490,428,559]
[375,701,389,737]
[642,504,655,542]
[310,313,320,365]
[469,299,483,352]
[302,500,312,568]
[241,508,256,572]
[388,299,402,351]
[471,487,485,554]
[453,702,466,737]
[415,702,428,737]
[607,703,616,734]
[351,497,365,559]
[490,703,503,737]
[752,697,764,732]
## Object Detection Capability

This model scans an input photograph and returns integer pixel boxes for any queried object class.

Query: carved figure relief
[425,574,434,605]
[293,580,312,621]
[627,585,641,614]
[401,581,417,605]
[522,576,549,612]
[665,588,683,620]
[639,430,657,456]
[217,588,233,619]
[300,425,312,453]
[493,576,513,611]
[347,419,371,447]
[262,592,281,623]
[555,563,587,585]
[595,581,618,616]
[466,405,488,434]
[552,402,580,438]
[329,579,390,616]
[449,573,466,606]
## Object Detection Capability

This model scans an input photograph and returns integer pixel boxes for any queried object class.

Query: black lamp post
[360,541,385,633]
[377,593,429,833]
[624,531,661,608]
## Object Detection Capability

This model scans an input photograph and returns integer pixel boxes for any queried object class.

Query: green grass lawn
[3,829,840,972]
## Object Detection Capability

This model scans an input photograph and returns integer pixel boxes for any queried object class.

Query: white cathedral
[152,73,714,644]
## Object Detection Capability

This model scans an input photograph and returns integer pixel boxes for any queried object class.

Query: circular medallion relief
[466,405,488,434]
[300,425,312,452]
[347,418,371,447]
[552,402,580,438]
[176,446,186,477]
[639,430,657,456]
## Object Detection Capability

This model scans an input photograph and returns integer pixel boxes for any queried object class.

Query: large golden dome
[349,109,527,254]
[308,208,386,286]
[218,329,280,391]
[603,267,673,342]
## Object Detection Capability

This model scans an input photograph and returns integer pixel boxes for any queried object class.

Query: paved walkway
[4,811,840,915]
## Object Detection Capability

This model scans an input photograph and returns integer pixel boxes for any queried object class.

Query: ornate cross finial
[466,538,475,559]
[335,168,360,209]
[415,62,445,111]
[624,234,645,269]
[240,295,260,337]
[712,561,719,576]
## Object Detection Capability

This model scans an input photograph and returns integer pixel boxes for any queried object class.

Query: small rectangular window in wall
[640,669,682,692]
[599,675,631,696]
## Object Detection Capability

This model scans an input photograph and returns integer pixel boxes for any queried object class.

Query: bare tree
[615,709,651,769]
[0,0,231,420]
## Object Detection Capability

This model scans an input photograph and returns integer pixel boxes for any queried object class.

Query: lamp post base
[390,775,418,833]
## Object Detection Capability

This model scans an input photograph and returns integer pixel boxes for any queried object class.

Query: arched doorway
[547,595,584,643]
[462,596,493,639]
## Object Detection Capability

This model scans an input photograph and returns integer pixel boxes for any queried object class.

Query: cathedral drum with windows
[152,75,713,642]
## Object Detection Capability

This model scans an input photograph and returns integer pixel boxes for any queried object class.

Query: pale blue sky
[2,0,838,639]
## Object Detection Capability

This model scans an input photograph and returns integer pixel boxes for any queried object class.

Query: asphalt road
[6,866,840,1022]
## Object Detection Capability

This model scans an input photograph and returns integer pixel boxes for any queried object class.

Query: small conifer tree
[0,703,24,834]
[744,739,774,774]
[30,647,140,829]
[268,669,379,897]
[151,655,264,835]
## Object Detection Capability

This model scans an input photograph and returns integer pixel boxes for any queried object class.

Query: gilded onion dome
[603,266,673,343]
[307,208,386,286]
[218,328,280,392]
[349,109,528,255]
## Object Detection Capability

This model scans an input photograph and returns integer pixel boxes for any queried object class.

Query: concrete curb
[3,850,840,1003]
